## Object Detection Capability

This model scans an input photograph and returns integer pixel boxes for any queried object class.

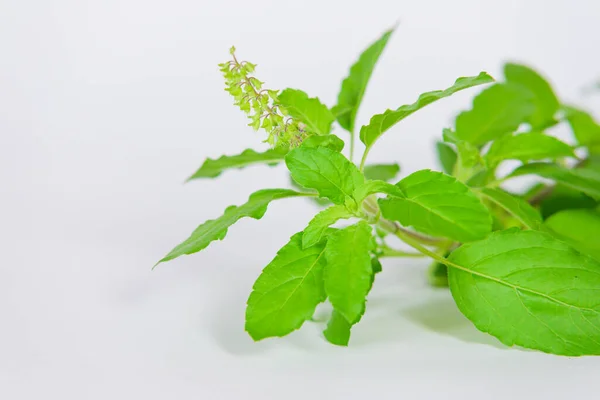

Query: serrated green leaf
[278,89,335,136]
[333,27,395,134]
[157,189,309,264]
[436,141,457,175]
[545,209,600,261]
[378,170,492,242]
[485,132,575,167]
[323,309,352,346]
[448,229,600,356]
[509,162,600,200]
[478,187,543,230]
[353,179,405,202]
[324,221,375,324]
[504,63,559,129]
[301,134,345,152]
[455,83,535,146]
[563,106,600,154]
[245,232,327,340]
[303,205,354,248]
[187,148,287,180]
[363,163,400,182]
[285,146,364,205]
[360,72,494,149]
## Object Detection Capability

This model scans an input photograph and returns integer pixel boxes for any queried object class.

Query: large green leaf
[324,221,374,324]
[448,229,600,356]
[187,148,287,180]
[504,63,559,129]
[157,189,309,264]
[323,309,352,346]
[455,83,535,146]
[285,146,364,205]
[360,72,494,149]
[278,89,335,136]
[301,134,345,152]
[545,209,600,261]
[378,170,492,242]
[302,205,354,249]
[363,163,400,182]
[563,106,600,154]
[478,188,543,230]
[245,232,327,340]
[509,162,600,200]
[332,27,395,134]
[485,132,575,167]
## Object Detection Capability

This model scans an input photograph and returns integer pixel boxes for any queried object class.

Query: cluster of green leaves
[159,27,600,356]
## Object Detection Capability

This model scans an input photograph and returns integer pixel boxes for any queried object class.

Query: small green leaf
[302,205,354,248]
[478,187,543,230]
[378,170,492,242]
[245,232,327,340]
[485,132,575,167]
[363,163,401,182]
[187,148,287,180]
[278,89,335,136]
[436,142,457,175]
[353,180,405,202]
[563,106,600,154]
[509,162,600,200]
[301,134,345,152]
[371,256,383,274]
[539,184,598,218]
[324,221,375,324]
[448,229,600,356]
[157,189,309,264]
[333,27,395,134]
[285,146,364,205]
[504,63,559,129]
[360,72,494,149]
[545,209,600,261]
[455,83,535,146]
[323,309,352,346]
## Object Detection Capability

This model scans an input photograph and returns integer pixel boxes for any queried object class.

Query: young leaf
[301,134,345,152]
[545,209,600,261]
[485,132,575,167]
[302,205,354,249]
[324,221,375,324]
[563,106,600,154]
[333,27,395,134]
[157,189,310,264]
[378,170,492,242]
[360,72,494,149]
[323,309,352,346]
[245,232,328,340]
[455,83,535,146]
[509,163,600,200]
[504,63,559,129]
[285,146,364,205]
[436,141,457,175]
[448,229,600,356]
[188,148,287,180]
[353,179,405,202]
[363,163,400,182]
[278,89,335,136]
[478,187,543,230]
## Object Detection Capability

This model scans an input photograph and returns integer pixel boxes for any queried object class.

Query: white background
[2,0,600,398]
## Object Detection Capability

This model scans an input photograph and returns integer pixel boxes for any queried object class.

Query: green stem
[359,146,371,172]
[379,247,426,258]
[349,129,355,163]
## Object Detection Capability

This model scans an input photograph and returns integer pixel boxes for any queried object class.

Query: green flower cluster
[219,47,305,148]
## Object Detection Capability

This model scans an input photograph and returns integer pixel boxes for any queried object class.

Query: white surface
[2,0,600,398]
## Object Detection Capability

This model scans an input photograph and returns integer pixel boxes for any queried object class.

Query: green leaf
[478,188,543,230]
[278,89,335,136]
[324,221,375,324]
[455,83,536,146]
[363,163,400,182]
[333,27,395,134]
[187,148,287,180]
[157,189,309,264]
[448,229,600,356]
[301,134,345,152]
[509,163,600,200]
[504,63,559,129]
[371,256,383,274]
[436,141,457,175]
[302,205,354,249]
[285,146,364,205]
[378,170,492,242]
[353,179,405,202]
[538,184,598,219]
[360,72,494,149]
[245,232,328,340]
[563,106,600,153]
[485,132,575,167]
[323,309,352,346]
[545,209,600,261]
